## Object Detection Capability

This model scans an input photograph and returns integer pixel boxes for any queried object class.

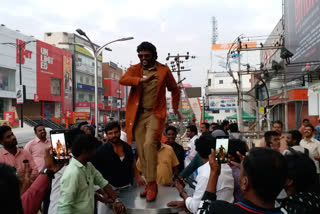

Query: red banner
[4,112,15,125]
[65,110,73,119]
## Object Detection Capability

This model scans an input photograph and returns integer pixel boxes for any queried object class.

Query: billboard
[36,41,73,113]
[63,55,73,111]
[211,42,260,73]
[208,95,237,110]
[285,0,320,65]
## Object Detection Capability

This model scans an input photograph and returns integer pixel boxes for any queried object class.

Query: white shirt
[120,130,127,142]
[185,162,234,213]
[185,135,198,167]
[283,145,314,160]
[300,137,320,173]
[48,166,67,214]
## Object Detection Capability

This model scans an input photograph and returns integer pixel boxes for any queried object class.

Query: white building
[206,42,259,122]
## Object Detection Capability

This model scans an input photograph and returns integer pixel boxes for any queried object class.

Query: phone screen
[50,131,68,160]
[215,138,229,163]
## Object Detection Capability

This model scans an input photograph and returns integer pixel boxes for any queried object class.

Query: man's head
[165,126,177,144]
[200,123,210,133]
[239,147,287,203]
[229,123,239,133]
[222,120,230,131]
[137,41,157,68]
[34,124,46,140]
[186,125,197,138]
[195,134,216,159]
[272,120,283,135]
[77,121,88,131]
[284,152,317,194]
[264,131,281,151]
[286,130,302,147]
[105,121,121,144]
[72,134,97,161]
[228,139,247,163]
[0,163,23,214]
[302,118,310,126]
[209,123,217,132]
[0,125,17,150]
[304,124,315,138]
[83,124,95,137]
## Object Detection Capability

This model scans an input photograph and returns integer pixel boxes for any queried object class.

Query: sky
[0,0,282,87]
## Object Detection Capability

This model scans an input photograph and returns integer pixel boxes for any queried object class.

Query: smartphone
[215,138,229,163]
[50,130,68,161]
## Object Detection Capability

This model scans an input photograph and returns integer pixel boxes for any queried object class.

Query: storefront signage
[75,45,102,61]
[77,83,103,93]
[40,48,54,70]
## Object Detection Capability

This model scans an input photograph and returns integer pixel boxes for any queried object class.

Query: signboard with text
[208,95,237,110]
[285,0,320,73]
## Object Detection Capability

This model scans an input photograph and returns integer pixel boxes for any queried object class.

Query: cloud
[0,0,283,87]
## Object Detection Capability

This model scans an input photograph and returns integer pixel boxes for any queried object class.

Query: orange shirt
[120,62,180,145]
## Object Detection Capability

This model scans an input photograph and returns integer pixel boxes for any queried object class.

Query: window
[78,94,84,101]
[51,78,61,96]
[86,77,89,84]
[89,94,93,101]
[249,78,251,83]
[212,110,219,114]
[225,110,230,113]
[208,79,211,86]
[0,68,15,91]
[219,80,223,84]
[80,76,83,83]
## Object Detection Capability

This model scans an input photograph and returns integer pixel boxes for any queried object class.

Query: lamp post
[60,30,133,137]
[1,40,36,128]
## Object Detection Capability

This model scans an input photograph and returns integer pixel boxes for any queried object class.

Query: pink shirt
[0,148,38,178]
[24,137,51,172]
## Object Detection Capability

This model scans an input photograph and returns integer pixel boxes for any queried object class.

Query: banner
[188,98,202,126]
[16,85,25,104]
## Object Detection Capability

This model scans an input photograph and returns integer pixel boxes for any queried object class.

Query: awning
[227,109,256,120]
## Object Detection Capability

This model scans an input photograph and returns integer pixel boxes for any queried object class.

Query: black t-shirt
[92,141,134,187]
[198,192,283,214]
[166,142,185,173]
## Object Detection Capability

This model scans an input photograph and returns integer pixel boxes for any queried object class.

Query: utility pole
[166,52,195,131]
[237,38,244,132]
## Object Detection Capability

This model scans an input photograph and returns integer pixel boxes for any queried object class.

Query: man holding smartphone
[168,134,234,213]
[120,41,181,202]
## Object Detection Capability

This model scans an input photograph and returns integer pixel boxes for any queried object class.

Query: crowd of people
[1,40,320,214]
[0,117,320,213]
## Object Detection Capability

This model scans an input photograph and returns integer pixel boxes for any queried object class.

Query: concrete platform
[119,185,184,214]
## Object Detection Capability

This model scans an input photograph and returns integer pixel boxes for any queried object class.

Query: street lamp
[1,40,37,128]
[60,29,133,137]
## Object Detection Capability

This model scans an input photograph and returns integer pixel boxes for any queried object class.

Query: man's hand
[229,151,245,169]
[208,149,220,175]
[104,184,119,201]
[167,201,185,208]
[174,109,182,121]
[44,147,64,173]
[174,179,184,192]
[136,174,146,186]
[112,201,127,214]
[18,162,32,195]
[95,191,113,204]
[139,74,157,83]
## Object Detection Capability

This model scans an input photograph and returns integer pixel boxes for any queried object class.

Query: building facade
[0,26,73,125]
[44,32,104,122]
[102,62,125,121]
